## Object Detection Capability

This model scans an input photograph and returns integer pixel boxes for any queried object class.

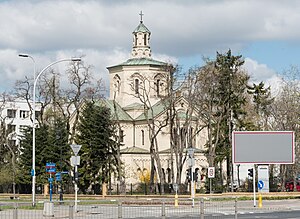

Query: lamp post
[19,55,81,206]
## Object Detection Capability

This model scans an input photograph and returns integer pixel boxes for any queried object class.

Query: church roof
[95,99,133,121]
[135,99,170,121]
[123,102,144,110]
[121,146,149,154]
[133,21,151,33]
[108,58,167,69]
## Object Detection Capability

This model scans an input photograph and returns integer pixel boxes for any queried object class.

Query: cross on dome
[139,11,144,23]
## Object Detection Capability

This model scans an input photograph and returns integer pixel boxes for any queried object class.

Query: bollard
[118,200,122,218]
[200,198,204,219]
[161,201,166,219]
[13,203,18,219]
[258,193,263,208]
[69,204,74,219]
[174,194,178,207]
[235,197,238,219]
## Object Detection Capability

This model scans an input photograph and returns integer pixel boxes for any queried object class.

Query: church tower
[107,12,169,117]
[131,11,151,58]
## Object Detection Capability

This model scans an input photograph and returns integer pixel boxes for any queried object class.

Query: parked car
[285,180,300,192]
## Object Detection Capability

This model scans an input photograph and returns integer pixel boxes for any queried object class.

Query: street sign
[258,180,264,190]
[70,144,82,156]
[258,165,269,193]
[187,148,195,157]
[55,172,61,181]
[47,168,56,174]
[208,167,215,178]
[48,178,54,183]
[70,156,80,167]
[46,162,56,168]
[187,158,195,168]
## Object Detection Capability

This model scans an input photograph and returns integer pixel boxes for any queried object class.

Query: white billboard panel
[232,131,294,164]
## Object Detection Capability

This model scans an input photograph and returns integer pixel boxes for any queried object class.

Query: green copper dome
[133,21,151,34]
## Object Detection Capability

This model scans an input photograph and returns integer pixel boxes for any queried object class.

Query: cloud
[0,0,299,93]
[1,0,300,56]
[244,58,282,95]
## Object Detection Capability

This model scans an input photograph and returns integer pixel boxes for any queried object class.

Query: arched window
[113,74,121,96]
[144,34,147,45]
[135,79,139,94]
[120,130,124,143]
[156,79,160,96]
[141,130,145,145]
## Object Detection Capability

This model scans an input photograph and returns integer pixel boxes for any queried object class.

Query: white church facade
[106,16,208,186]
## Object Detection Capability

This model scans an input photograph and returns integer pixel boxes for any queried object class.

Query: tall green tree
[247,82,274,130]
[18,125,50,186]
[213,49,249,190]
[75,101,117,193]
[18,118,70,187]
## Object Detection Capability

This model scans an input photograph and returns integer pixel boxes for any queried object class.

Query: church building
[106,15,208,186]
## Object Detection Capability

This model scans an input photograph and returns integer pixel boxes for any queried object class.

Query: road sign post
[187,148,195,208]
[70,144,81,213]
[46,163,56,202]
[208,167,215,194]
[258,180,264,208]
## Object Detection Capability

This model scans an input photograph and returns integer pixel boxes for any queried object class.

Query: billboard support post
[253,166,256,207]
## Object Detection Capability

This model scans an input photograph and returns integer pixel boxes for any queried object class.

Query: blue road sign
[31,169,34,176]
[47,168,56,174]
[46,162,56,167]
[55,172,61,181]
[258,180,264,190]
[48,178,54,183]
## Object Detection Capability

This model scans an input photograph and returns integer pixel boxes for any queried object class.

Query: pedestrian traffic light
[248,168,253,177]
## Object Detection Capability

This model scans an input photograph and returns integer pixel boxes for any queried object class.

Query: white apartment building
[2,100,39,146]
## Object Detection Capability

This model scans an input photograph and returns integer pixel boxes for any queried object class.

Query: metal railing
[0,197,276,219]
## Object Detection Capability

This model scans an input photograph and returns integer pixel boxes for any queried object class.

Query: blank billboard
[232,131,294,164]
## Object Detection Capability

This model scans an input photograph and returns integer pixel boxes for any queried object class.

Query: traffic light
[74,172,79,182]
[194,170,199,181]
[186,168,191,182]
[248,168,253,177]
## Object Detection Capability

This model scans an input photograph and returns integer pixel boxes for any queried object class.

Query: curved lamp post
[19,54,81,206]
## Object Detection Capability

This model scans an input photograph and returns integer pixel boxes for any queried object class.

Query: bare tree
[269,66,300,191]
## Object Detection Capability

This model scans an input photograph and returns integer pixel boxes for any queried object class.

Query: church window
[120,130,124,143]
[7,109,16,118]
[135,79,139,94]
[141,130,145,145]
[144,34,147,45]
[156,79,160,96]
[135,34,137,46]
[167,168,171,183]
[113,75,121,97]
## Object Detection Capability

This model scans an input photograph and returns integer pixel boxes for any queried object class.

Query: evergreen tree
[247,82,274,130]
[18,125,50,185]
[18,118,70,187]
[214,49,249,190]
[76,101,117,193]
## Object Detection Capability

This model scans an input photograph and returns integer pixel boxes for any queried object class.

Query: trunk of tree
[280,165,287,191]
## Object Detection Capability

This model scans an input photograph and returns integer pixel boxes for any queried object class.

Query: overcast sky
[1,0,300,93]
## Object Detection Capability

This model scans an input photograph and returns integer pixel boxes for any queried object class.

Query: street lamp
[19,54,81,206]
